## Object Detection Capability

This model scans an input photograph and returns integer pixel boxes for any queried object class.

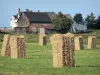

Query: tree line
[51,12,100,33]
[74,12,100,29]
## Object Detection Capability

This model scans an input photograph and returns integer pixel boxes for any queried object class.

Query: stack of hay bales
[51,33,75,68]
[1,34,11,56]
[1,34,26,59]
[75,36,84,50]
[39,34,47,45]
[10,35,26,58]
[88,36,96,49]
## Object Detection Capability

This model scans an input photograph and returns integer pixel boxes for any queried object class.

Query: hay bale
[39,34,47,45]
[1,34,11,56]
[88,36,96,49]
[63,33,75,68]
[10,35,26,58]
[52,33,75,68]
[75,36,84,50]
[10,36,17,58]
[52,34,63,67]
[50,36,53,45]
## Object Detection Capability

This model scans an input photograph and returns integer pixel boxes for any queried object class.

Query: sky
[0,0,100,27]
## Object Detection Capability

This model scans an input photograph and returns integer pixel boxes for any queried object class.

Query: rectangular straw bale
[75,36,84,50]
[63,33,75,68]
[17,36,26,58]
[10,36,18,58]
[52,33,75,68]
[39,34,47,45]
[1,34,11,56]
[88,36,96,49]
[10,35,26,58]
[52,34,63,67]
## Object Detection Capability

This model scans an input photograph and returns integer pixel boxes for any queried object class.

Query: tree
[73,13,83,24]
[85,12,96,29]
[85,15,90,23]
[51,12,73,33]
[89,13,95,21]
[96,15,100,29]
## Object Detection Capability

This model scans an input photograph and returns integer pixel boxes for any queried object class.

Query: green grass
[0,42,100,75]
[0,30,100,75]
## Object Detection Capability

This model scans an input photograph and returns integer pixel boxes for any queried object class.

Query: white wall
[10,20,18,29]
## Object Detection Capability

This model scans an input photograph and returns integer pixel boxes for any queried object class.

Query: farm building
[66,14,87,33]
[10,8,87,34]
[10,8,55,34]
[70,22,87,33]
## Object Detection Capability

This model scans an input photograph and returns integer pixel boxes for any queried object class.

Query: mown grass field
[0,30,100,75]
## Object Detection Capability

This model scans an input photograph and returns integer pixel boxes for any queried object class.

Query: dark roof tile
[23,12,51,23]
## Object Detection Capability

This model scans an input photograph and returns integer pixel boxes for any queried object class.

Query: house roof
[13,15,18,19]
[20,12,52,23]
[44,12,56,18]
[13,11,56,24]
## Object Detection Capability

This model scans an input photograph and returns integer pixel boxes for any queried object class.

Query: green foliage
[73,13,83,24]
[85,15,90,22]
[97,16,100,23]
[96,15,100,29]
[85,12,96,29]
[51,12,73,33]
[85,13,95,23]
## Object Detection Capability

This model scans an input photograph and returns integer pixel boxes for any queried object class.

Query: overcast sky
[0,0,100,27]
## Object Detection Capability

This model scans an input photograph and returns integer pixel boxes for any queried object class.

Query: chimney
[26,9,29,12]
[18,8,21,14]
